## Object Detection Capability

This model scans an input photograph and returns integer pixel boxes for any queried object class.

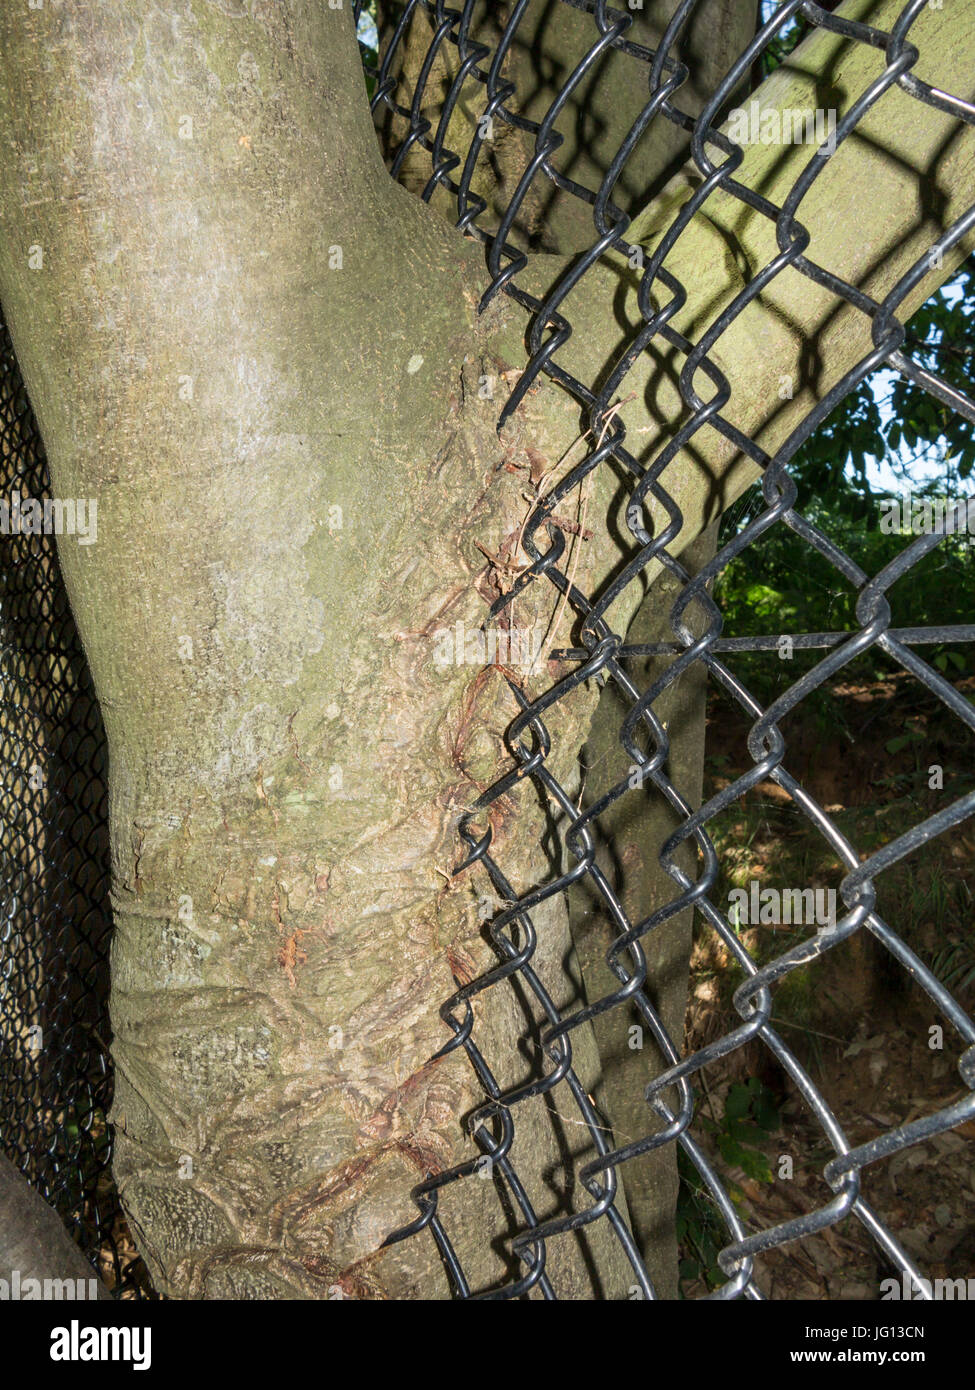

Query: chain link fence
[360,0,975,1298]
[0,0,973,1301]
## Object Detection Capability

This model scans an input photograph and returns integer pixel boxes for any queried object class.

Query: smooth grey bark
[0,1,635,1299]
[0,0,970,1298]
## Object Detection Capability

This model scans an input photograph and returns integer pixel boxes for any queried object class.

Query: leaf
[740,1149,773,1184]
[718,1134,749,1167]
[753,1093,782,1133]
[885,733,922,754]
[724,1083,752,1120]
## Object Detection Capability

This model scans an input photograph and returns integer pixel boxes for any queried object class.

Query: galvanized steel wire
[0,0,972,1302]
[360,0,975,1299]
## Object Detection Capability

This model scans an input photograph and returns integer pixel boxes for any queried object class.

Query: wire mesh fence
[0,313,151,1298]
[0,0,973,1301]
[358,0,975,1298]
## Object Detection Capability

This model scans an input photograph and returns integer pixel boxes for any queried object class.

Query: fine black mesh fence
[0,316,151,1297]
[1,0,974,1301]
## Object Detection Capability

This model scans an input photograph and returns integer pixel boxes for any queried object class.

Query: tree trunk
[567,523,717,1300]
[0,1153,111,1299]
[0,0,971,1298]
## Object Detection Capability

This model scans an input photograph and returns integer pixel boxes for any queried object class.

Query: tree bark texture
[0,0,971,1297]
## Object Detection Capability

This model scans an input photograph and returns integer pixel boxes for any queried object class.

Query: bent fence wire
[360,0,975,1299]
[0,0,973,1301]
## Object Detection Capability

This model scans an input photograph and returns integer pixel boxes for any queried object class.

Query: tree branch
[0,1155,109,1298]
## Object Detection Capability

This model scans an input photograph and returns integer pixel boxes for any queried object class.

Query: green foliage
[703,1078,780,1183]
[757,2,826,80]
[931,939,975,995]
[677,1080,781,1292]
[714,261,975,706]
[888,271,975,480]
[357,2,379,98]
[676,1148,726,1290]
[791,263,975,494]
[725,13,975,692]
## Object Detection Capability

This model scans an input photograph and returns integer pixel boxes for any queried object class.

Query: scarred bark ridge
[106,304,634,1298]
